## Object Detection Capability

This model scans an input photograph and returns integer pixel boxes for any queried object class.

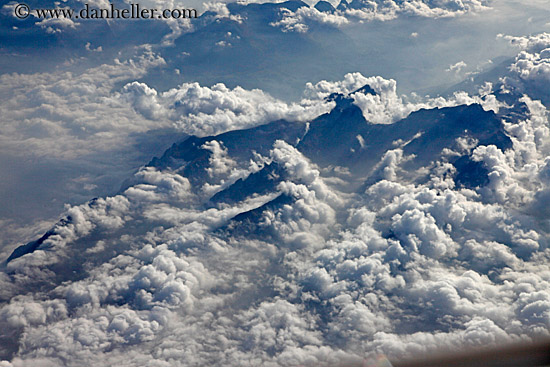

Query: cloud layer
[2,42,550,366]
[270,0,490,32]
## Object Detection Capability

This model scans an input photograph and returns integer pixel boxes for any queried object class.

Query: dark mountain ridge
[6,85,513,264]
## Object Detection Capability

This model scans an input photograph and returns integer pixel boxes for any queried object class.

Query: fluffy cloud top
[270,0,490,32]
[121,81,334,136]
[499,33,550,103]
[0,46,167,159]
[270,6,349,32]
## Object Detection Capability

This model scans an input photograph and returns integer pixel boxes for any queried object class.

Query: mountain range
[3,77,548,365]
